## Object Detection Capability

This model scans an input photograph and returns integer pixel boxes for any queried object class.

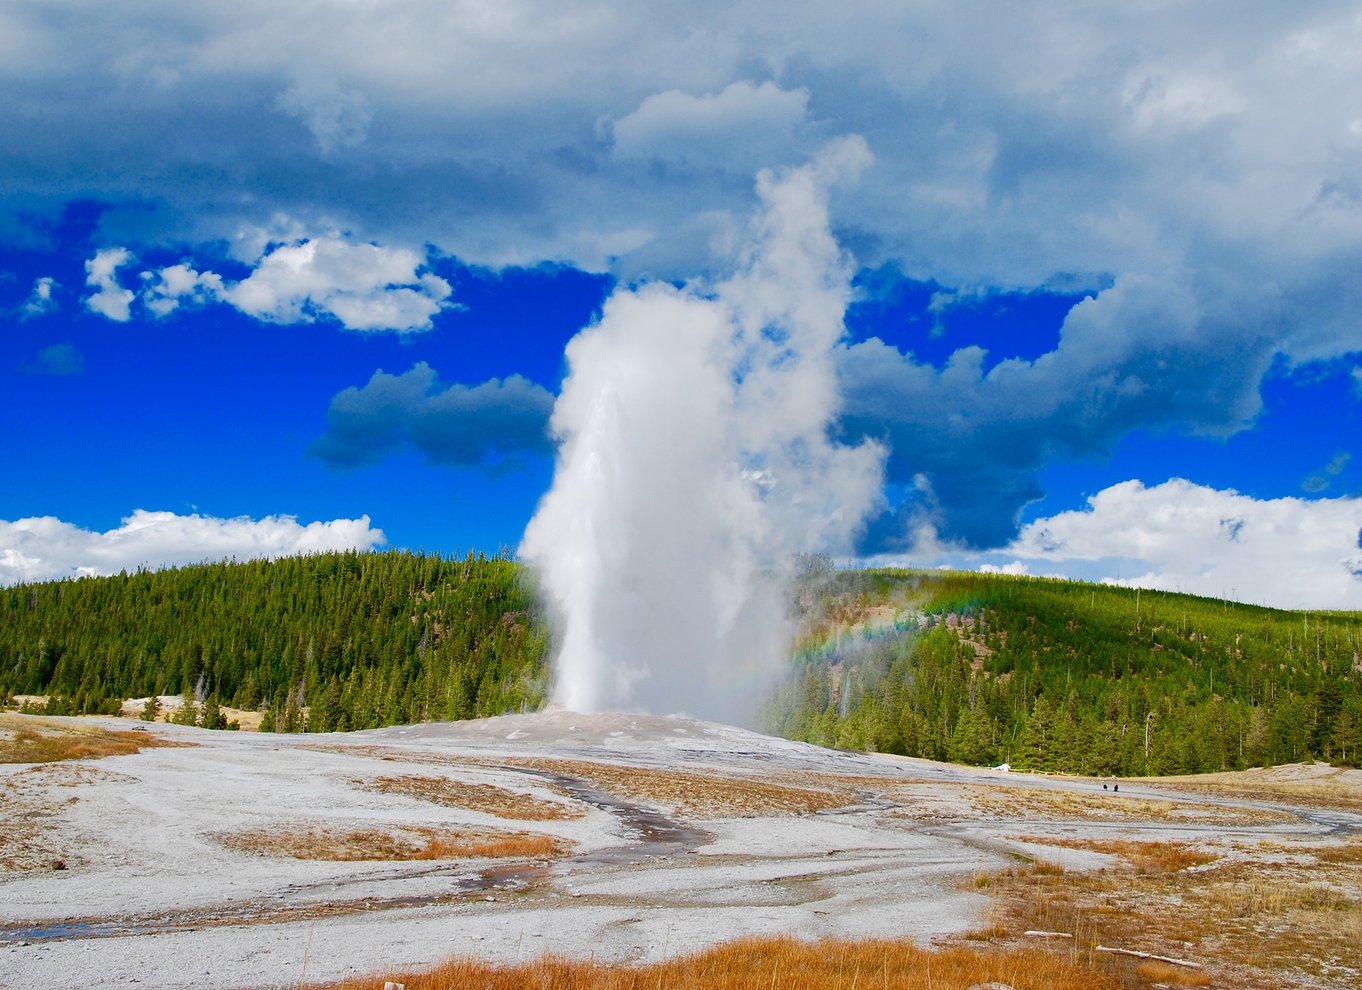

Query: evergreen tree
[947,705,993,765]
[200,693,226,730]
[171,697,199,726]
[1016,696,1055,771]
[259,699,280,733]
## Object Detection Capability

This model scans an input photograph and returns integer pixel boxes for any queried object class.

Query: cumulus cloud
[83,248,135,321]
[141,263,225,317]
[839,270,1276,549]
[0,510,386,587]
[312,362,554,469]
[87,236,452,332]
[1004,479,1362,611]
[225,237,451,331]
[21,276,57,318]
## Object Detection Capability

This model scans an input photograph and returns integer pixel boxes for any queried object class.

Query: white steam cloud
[519,140,885,724]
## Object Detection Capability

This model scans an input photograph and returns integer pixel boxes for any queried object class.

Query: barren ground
[1,710,1359,989]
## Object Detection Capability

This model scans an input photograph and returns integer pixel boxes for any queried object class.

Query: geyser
[519,139,884,724]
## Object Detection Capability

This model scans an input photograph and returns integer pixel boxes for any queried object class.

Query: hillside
[769,564,1362,774]
[0,550,548,730]
[3,553,1360,774]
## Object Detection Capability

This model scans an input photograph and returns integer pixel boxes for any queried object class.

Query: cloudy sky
[2,1,1360,609]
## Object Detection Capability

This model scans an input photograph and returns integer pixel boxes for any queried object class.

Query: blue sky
[2,2,1360,609]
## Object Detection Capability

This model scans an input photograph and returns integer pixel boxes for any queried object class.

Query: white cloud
[979,560,1031,576]
[21,276,57,318]
[83,248,135,321]
[224,236,452,331]
[141,263,225,317]
[0,510,386,587]
[90,236,453,332]
[1006,479,1362,611]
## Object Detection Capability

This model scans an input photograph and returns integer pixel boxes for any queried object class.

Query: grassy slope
[770,567,1362,773]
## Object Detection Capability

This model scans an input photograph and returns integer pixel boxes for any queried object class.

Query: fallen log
[1095,945,1202,969]
[1023,930,1074,939]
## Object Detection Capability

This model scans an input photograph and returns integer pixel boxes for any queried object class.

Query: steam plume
[520,139,884,724]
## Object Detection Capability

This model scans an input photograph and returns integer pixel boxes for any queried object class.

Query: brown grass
[217,824,565,862]
[362,774,585,821]
[297,935,1120,990]
[883,780,1296,827]
[509,758,853,819]
[977,836,1362,989]
[1134,961,1211,987]
[1015,836,1217,874]
[312,747,853,818]
[1312,838,1362,866]
[1137,764,1362,814]
[0,713,178,764]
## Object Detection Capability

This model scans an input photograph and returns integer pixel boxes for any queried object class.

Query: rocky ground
[2,710,1359,989]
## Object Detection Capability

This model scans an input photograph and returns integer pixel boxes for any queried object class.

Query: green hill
[0,550,548,730]
[768,563,1362,773]
[3,552,1359,773]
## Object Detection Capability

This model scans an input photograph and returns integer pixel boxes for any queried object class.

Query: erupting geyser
[519,139,885,724]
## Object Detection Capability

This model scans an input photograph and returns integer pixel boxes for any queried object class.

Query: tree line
[6,553,1361,771]
[1,550,548,731]
[766,568,1362,773]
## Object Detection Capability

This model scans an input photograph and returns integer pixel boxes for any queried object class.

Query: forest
[767,563,1362,774]
[0,550,548,731]
[3,551,1360,774]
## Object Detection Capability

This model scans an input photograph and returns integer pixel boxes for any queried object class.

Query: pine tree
[259,697,280,733]
[140,695,162,722]
[171,697,199,726]
[1016,696,1054,771]
[200,694,226,730]
[282,688,302,733]
[947,705,993,765]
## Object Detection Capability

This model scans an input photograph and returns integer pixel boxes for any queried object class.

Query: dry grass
[1015,836,1217,874]
[1312,838,1362,866]
[883,781,1294,827]
[1135,961,1211,987]
[217,823,565,862]
[0,713,178,764]
[305,747,851,819]
[509,758,853,819]
[1138,764,1362,814]
[976,836,1362,989]
[298,935,1120,990]
[362,774,585,821]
